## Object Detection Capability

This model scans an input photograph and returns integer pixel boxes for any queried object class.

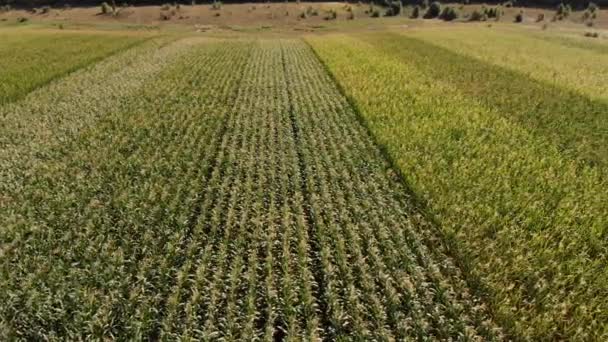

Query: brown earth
[0,2,606,35]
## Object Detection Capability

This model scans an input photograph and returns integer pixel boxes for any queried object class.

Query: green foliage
[101,1,111,14]
[555,2,571,20]
[536,12,545,21]
[514,10,523,22]
[439,5,458,20]
[325,8,337,20]
[469,9,487,21]
[411,5,420,18]
[384,0,403,16]
[582,3,598,20]
[306,6,318,16]
[0,37,501,340]
[370,6,381,17]
[483,5,502,19]
[309,31,608,341]
[0,29,143,105]
[587,1,599,12]
[424,1,441,18]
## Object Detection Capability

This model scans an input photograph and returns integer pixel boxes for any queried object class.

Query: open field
[2,1,608,33]
[0,28,148,104]
[1,5,608,341]
[308,28,608,340]
[1,34,503,340]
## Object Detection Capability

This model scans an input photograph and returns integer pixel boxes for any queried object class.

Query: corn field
[1,25,607,341]
[307,30,608,340]
[0,37,501,340]
[0,28,147,105]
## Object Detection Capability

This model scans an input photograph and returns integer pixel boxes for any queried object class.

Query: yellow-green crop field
[1,25,606,340]
[0,28,149,105]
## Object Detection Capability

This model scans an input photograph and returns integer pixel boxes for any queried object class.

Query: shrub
[306,6,318,16]
[582,7,597,20]
[584,31,599,37]
[587,2,599,13]
[469,9,486,21]
[211,0,221,10]
[503,0,513,7]
[385,1,403,17]
[555,2,571,20]
[514,10,523,22]
[365,3,373,14]
[424,1,441,18]
[101,2,111,14]
[581,10,592,20]
[300,11,307,19]
[159,11,171,20]
[325,9,337,20]
[440,6,458,20]
[536,13,544,21]
[17,16,28,22]
[385,1,403,16]
[411,5,420,18]
[40,5,51,14]
[161,3,171,10]
[484,6,501,19]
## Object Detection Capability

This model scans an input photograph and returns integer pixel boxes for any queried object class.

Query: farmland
[1,10,608,342]
[0,28,148,105]
[307,28,608,340]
